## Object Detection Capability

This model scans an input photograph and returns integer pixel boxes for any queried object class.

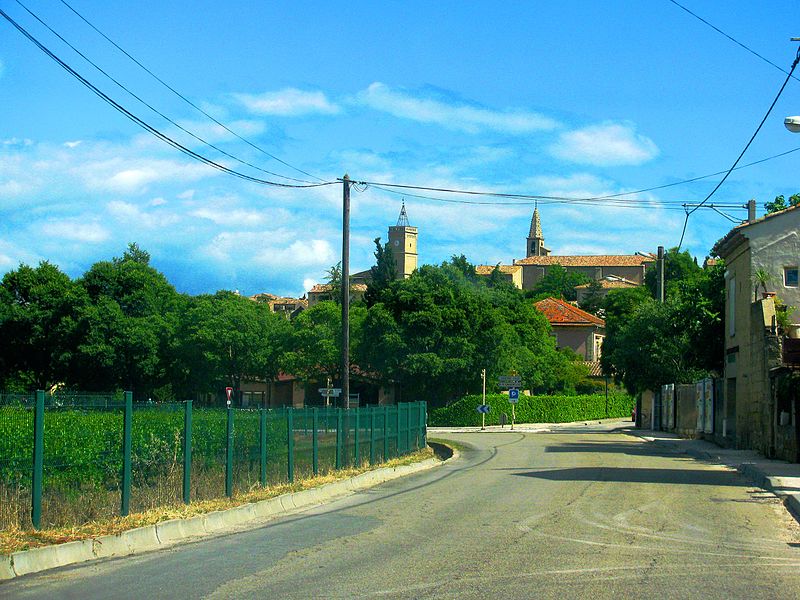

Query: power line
[0,8,335,189]
[667,0,800,84]
[55,0,327,183]
[677,43,800,249]
[13,0,321,185]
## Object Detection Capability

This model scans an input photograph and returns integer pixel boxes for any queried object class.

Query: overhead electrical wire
[13,0,326,185]
[676,43,800,249]
[667,0,800,84]
[0,8,335,189]
[54,0,327,183]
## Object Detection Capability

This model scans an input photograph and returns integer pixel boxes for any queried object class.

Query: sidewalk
[631,427,800,521]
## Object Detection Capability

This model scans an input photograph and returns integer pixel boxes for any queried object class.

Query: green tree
[177,291,291,398]
[0,262,87,389]
[75,244,182,397]
[527,264,590,301]
[764,193,800,215]
[364,237,397,307]
[644,247,701,299]
[578,280,604,315]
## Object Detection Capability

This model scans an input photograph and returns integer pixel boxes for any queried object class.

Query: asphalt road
[5,424,800,599]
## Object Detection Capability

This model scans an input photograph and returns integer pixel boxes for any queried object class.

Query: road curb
[0,452,447,582]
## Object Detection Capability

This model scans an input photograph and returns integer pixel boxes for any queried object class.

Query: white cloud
[106,200,180,229]
[254,239,336,268]
[357,82,558,134]
[40,220,110,243]
[234,88,340,116]
[80,158,214,193]
[63,140,82,148]
[190,207,265,227]
[302,278,318,293]
[549,122,659,166]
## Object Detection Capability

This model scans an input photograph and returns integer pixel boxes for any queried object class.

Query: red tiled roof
[309,283,368,294]
[535,297,605,327]
[475,264,522,275]
[514,254,653,267]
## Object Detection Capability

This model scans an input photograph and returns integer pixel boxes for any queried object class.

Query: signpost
[319,388,342,406]
[498,375,522,389]
[225,386,233,406]
[508,388,519,430]
[481,368,487,430]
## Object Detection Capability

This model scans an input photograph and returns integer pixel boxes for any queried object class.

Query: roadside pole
[341,175,350,409]
[481,368,486,431]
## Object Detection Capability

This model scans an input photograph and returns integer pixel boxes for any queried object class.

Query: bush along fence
[429,392,634,427]
[0,391,427,531]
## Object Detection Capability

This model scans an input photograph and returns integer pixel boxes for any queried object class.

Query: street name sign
[319,388,342,397]
[498,375,522,389]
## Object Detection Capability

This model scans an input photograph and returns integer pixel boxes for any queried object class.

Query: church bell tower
[388,202,418,279]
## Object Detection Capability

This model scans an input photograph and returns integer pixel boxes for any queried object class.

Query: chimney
[747,199,756,223]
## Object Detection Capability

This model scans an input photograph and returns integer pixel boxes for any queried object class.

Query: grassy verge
[0,446,433,556]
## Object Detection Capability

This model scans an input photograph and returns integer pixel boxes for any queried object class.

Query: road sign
[225,386,233,406]
[498,375,522,389]
[318,388,342,397]
[476,404,490,414]
[508,388,519,404]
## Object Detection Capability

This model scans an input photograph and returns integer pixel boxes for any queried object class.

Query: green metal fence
[0,392,427,531]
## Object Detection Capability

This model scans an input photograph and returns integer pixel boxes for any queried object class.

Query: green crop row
[429,393,634,427]
[0,406,289,489]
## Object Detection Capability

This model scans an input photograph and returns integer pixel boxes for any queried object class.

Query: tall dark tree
[527,264,590,301]
[364,237,397,307]
[644,247,701,299]
[0,262,87,390]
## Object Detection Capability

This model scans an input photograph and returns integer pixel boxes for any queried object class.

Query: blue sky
[1,1,799,297]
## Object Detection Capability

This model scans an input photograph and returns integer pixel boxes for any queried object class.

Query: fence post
[420,401,427,448]
[225,406,234,498]
[260,408,267,487]
[183,400,192,504]
[31,390,45,529]
[335,408,343,469]
[406,401,412,452]
[312,407,319,476]
[354,407,360,467]
[121,391,133,516]
[287,409,294,483]
[383,406,389,462]
[369,407,376,465]
[396,403,402,457]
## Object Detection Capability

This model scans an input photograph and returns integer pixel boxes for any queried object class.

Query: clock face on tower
[394,240,400,246]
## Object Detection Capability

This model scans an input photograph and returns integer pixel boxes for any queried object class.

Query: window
[784,267,798,287]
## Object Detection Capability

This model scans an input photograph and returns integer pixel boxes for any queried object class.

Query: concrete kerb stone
[156,516,206,545]
[11,539,95,576]
[91,533,130,560]
[120,525,160,554]
[1,554,16,581]
[253,497,284,519]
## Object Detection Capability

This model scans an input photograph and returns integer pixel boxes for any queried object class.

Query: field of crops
[0,397,421,530]
[428,392,635,427]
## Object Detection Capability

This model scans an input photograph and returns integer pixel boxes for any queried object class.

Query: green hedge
[429,392,634,427]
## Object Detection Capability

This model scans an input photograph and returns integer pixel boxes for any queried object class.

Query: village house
[712,203,800,460]
[534,297,605,362]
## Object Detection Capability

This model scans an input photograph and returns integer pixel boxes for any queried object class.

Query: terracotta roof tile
[475,264,522,275]
[534,297,605,327]
[309,283,368,293]
[514,254,654,267]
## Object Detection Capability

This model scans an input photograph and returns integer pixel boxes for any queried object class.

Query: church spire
[526,207,550,257]
[528,207,543,239]
[396,201,410,227]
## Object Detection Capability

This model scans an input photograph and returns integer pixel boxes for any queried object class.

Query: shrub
[429,392,634,427]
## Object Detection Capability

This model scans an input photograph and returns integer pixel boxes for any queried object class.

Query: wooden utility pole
[341,175,351,407]
[656,245,665,303]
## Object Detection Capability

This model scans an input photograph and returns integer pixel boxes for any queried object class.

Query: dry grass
[0,447,434,556]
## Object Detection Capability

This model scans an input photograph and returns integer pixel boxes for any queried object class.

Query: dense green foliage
[601,249,725,395]
[764,193,800,215]
[526,264,590,301]
[356,256,589,407]
[429,392,634,426]
[0,247,593,407]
